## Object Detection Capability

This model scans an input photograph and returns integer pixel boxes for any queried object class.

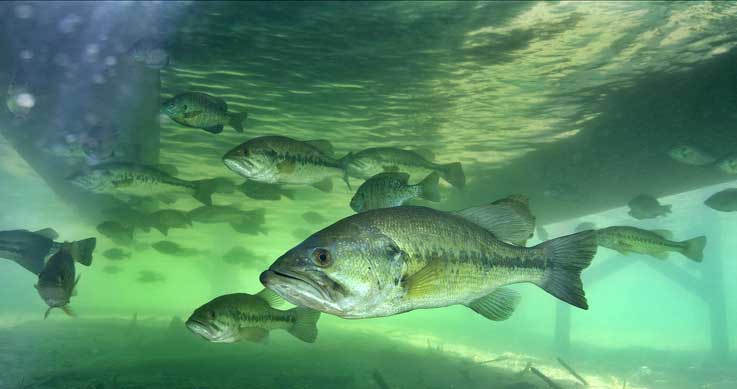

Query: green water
[1,2,736,388]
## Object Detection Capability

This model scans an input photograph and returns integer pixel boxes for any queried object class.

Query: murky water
[1,2,736,388]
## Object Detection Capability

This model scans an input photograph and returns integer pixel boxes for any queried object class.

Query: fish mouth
[260,268,327,300]
[185,318,213,339]
[223,157,254,177]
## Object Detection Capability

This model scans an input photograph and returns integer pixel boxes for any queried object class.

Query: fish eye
[207,310,216,320]
[312,248,332,267]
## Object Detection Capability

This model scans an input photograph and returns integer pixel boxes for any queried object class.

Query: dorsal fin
[305,140,334,155]
[411,148,435,161]
[34,228,59,240]
[455,195,536,246]
[255,288,287,308]
[651,229,674,240]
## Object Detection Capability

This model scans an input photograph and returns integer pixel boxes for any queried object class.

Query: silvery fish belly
[261,203,596,321]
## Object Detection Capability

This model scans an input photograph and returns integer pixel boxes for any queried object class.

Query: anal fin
[466,287,521,321]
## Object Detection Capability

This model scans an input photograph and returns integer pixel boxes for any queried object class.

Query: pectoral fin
[404,259,445,299]
[276,160,296,174]
[466,287,521,321]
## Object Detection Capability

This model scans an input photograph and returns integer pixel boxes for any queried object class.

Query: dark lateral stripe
[413,244,546,271]
[265,150,341,170]
[229,309,295,324]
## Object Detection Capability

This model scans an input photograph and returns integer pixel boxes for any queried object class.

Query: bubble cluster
[15,93,35,109]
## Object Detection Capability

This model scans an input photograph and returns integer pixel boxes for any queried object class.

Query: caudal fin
[681,236,707,262]
[418,172,441,202]
[228,112,248,133]
[438,162,465,189]
[535,231,597,309]
[192,179,217,206]
[70,238,96,266]
[287,307,321,343]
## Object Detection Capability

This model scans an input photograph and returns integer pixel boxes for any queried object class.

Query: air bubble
[19,49,33,60]
[15,93,35,108]
[104,56,117,66]
[14,4,33,19]
[58,14,83,33]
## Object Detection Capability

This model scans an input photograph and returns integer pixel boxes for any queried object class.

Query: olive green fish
[0,228,95,275]
[142,209,192,236]
[36,245,80,319]
[68,162,219,206]
[223,135,343,192]
[627,194,671,220]
[341,147,465,189]
[186,289,321,343]
[350,172,441,213]
[596,226,706,262]
[161,92,247,134]
[705,188,737,212]
[261,202,596,321]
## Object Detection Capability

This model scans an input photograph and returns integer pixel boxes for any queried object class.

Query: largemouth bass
[596,226,706,262]
[67,162,219,206]
[350,172,441,213]
[223,135,343,192]
[162,92,247,133]
[341,147,465,189]
[186,289,321,343]
[261,204,596,321]
[36,245,80,319]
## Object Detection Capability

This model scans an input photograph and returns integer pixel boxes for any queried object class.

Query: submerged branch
[556,356,589,386]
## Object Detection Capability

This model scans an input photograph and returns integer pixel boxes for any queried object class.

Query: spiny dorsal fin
[305,140,334,155]
[651,229,674,240]
[455,195,536,246]
[34,228,59,240]
[255,288,287,308]
[411,148,435,161]
[466,287,521,321]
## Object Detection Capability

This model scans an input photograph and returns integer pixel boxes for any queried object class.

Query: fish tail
[287,307,321,343]
[228,111,248,133]
[417,172,441,202]
[192,179,217,206]
[534,230,597,309]
[681,235,707,262]
[438,162,465,188]
[70,237,96,266]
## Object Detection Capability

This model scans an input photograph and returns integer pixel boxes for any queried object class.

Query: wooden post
[701,217,728,361]
[554,301,571,355]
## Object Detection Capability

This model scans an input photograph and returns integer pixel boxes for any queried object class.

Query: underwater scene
[1,1,736,388]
